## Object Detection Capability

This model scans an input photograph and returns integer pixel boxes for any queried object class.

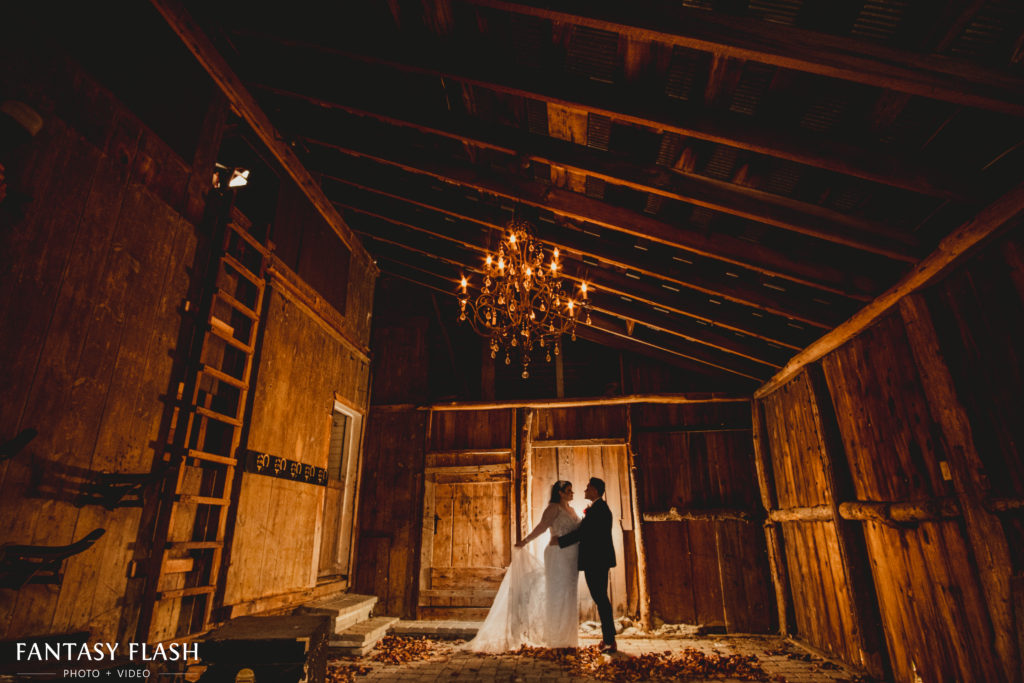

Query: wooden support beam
[624,408,651,631]
[461,0,1024,116]
[262,87,918,259]
[899,293,1020,682]
[325,167,871,314]
[756,180,1024,398]
[236,31,967,198]
[148,0,375,269]
[751,400,794,635]
[308,134,898,295]
[532,437,627,448]
[805,364,889,679]
[642,507,755,523]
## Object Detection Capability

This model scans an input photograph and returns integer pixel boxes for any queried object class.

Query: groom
[551,477,617,653]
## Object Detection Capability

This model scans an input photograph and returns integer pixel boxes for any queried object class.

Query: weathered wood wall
[756,226,1024,683]
[0,55,206,642]
[632,402,773,633]
[223,283,372,608]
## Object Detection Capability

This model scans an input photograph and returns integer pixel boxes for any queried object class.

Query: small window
[327,410,352,481]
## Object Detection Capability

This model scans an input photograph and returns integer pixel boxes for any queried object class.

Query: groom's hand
[549,535,559,546]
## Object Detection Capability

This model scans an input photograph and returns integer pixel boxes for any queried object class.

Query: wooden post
[516,409,534,541]
[806,364,890,679]
[750,399,794,635]
[900,293,1020,682]
[625,405,652,631]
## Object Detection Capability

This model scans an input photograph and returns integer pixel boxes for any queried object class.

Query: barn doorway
[317,400,363,583]
[529,443,634,622]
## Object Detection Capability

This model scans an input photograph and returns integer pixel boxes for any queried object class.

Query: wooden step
[296,593,378,634]
[328,616,398,657]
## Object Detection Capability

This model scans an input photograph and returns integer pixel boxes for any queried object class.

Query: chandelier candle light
[458,219,591,378]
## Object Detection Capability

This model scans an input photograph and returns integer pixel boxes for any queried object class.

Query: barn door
[530,444,632,622]
[418,450,513,617]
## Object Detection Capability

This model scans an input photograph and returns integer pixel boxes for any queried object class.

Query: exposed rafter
[375,254,766,384]
[461,0,1024,116]
[354,220,788,373]
[326,183,820,349]
[258,85,921,259]
[233,30,970,199]
[305,136,898,297]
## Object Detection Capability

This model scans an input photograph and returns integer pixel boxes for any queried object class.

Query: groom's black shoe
[599,642,617,654]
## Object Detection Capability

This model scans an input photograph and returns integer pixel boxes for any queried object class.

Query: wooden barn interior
[1,1,1022,681]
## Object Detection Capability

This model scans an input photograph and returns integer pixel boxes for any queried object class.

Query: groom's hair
[589,477,606,495]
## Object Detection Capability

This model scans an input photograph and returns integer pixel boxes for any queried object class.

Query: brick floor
[328,632,868,682]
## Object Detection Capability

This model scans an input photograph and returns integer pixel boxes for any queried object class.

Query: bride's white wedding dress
[466,505,580,652]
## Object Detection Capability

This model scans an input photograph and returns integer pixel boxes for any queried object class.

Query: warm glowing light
[580,282,588,298]
[456,219,589,379]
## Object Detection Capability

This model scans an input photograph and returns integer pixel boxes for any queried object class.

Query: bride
[465,480,581,652]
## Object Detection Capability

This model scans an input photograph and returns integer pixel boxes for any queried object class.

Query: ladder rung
[194,405,244,428]
[162,558,195,574]
[226,221,271,258]
[177,494,231,506]
[214,288,259,320]
[167,541,223,550]
[221,254,263,286]
[157,585,216,601]
[208,324,255,354]
[198,365,248,390]
[186,449,237,467]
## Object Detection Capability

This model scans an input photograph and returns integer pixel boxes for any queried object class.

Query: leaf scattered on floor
[325,661,372,683]
[515,645,779,681]
[371,635,450,665]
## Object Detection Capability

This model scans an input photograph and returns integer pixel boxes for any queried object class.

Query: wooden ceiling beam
[757,179,1024,398]
[148,0,375,269]
[461,0,1024,116]
[325,181,819,349]
[234,31,969,199]
[260,86,919,259]
[354,221,789,370]
[322,170,865,319]
[305,135,895,298]
[373,254,768,382]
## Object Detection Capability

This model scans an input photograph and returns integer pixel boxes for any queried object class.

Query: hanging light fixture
[458,217,591,379]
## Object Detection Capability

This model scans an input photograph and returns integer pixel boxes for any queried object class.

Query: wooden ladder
[142,207,269,641]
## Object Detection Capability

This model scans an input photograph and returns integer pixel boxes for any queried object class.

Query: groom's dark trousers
[558,498,617,647]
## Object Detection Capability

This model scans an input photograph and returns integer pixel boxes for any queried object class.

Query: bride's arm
[514,504,559,548]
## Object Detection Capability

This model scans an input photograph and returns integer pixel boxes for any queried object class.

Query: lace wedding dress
[466,506,580,652]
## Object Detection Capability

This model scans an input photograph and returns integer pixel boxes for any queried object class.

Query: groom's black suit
[558,498,616,647]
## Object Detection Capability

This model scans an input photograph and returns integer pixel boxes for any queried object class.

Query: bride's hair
[549,480,571,503]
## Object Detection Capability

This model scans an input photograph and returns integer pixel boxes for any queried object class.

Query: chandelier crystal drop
[458,219,591,379]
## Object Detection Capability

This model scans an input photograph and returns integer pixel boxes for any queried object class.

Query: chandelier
[458,219,591,378]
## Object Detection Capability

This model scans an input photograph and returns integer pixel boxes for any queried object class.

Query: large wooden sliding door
[530,444,632,622]
[418,449,514,617]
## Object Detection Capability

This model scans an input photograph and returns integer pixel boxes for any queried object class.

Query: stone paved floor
[328,631,868,683]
